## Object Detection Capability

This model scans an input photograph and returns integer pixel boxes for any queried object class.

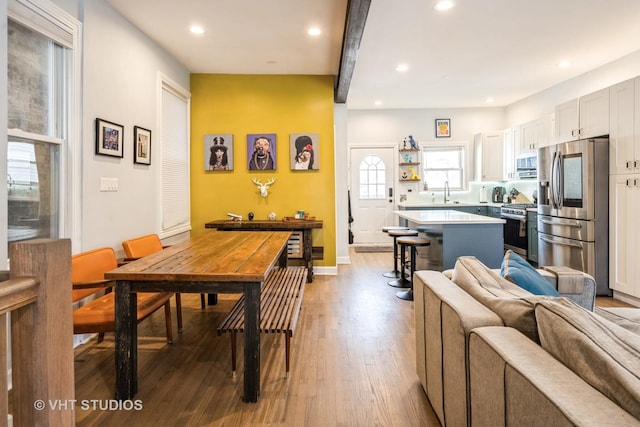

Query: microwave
[515,152,537,179]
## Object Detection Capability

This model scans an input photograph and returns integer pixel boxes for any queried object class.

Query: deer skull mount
[252,178,276,198]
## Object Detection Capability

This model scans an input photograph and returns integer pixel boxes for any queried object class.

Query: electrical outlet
[100,177,118,192]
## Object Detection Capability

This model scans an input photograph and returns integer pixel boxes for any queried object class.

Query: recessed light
[486,97,495,103]
[434,1,455,11]
[307,27,321,36]
[374,100,383,106]
[190,25,205,35]
[557,60,571,68]
[396,64,409,72]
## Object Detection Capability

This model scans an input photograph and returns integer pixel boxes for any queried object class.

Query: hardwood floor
[74,249,440,426]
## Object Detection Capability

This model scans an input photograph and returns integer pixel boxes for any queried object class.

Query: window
[7,17,68,243]
[422,144,466,190]
[160,75,191,236]
[358,155,386,199]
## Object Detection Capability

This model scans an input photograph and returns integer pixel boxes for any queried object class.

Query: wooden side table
[205,219,323,282]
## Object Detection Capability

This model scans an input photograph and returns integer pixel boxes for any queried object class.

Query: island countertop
[394,209,505,225]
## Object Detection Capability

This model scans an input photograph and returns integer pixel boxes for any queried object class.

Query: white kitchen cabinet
[518,115,551,153]
[609,77,640,175]
[503,127,517,180]
[474,131,504,182]
[554,87,610,143]
[609,174,640,298]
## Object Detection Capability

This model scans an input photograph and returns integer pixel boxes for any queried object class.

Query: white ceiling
[106,0,640,110]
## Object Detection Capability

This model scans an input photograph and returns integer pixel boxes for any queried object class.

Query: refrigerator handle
[550,151,558,209]
[540,235,583,249]
[556,154,564,209]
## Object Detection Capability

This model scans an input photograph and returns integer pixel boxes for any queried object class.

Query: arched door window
[359,155,386,199]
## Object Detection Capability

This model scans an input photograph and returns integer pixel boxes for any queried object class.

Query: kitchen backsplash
[403,180,538,205]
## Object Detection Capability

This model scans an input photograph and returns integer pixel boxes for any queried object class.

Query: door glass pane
[359,155,386,199]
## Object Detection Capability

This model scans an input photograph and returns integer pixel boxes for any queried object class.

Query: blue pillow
[500,250,560,296]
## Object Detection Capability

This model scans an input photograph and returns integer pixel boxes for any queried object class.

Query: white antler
[252,178,276,197]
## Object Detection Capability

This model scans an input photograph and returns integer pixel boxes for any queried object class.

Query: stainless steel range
[501,204,536,257]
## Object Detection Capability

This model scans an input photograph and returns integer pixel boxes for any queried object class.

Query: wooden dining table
[105,230,291,403]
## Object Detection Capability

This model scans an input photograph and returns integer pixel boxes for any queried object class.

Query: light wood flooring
[73,249,636,426]
[74,249,440,426]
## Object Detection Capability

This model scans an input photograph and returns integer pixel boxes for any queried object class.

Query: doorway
[349,147,396,245]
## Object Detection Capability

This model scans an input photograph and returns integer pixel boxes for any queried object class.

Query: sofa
[414,256,640,426]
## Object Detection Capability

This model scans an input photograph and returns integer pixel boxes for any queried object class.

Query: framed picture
[290,133,319,170]
[247,133,276,170]
[435,118,451,138]
[95,118,124,157]
[133,126,151,165]
[205,134,233,171]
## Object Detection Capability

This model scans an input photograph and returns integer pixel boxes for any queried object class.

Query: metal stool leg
[396,245,416,300]
[382,235,404,278]
[387,242,410,288]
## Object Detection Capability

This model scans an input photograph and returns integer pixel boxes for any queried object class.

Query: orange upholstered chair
[72,247,176,343]
[121,234,192,328]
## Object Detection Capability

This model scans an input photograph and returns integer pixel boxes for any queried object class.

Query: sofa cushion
[452,256,550,342]
[501,250,560,297]
[535,298,640,419]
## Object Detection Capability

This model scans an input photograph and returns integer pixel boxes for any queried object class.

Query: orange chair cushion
[73,292,173,334]
[122,234,164,258]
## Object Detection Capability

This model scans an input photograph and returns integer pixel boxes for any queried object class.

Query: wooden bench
[217,267,307,378]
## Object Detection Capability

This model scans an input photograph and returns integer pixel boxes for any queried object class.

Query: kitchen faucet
[443,180,450,204]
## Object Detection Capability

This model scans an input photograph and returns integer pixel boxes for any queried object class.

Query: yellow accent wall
[190,74,336,267]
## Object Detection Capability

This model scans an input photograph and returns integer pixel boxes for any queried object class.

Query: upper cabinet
[519,115,552,153]
[609,77,640,175]
[474,131,504,182]
[554,87,610,143]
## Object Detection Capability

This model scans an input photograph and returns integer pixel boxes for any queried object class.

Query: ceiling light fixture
[374,100,383,106]
[307,27,321,36]
[486,97,495,103]
[396,64,409,72]
[190,25,205,35]
[434,1,455,11]
[557,60,571,68]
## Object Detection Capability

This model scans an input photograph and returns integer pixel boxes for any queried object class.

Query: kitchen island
[394,209,505,270]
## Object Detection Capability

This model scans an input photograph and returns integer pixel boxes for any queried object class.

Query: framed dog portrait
[204,134,233,171]
[290,133,319,170]
[133,126,151,165]
[247,134,276,170]
[95,118,124,158]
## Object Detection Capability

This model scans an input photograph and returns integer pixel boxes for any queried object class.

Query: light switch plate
[100,177,118,192]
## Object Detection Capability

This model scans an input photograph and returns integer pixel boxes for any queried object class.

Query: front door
[349,147,396,245]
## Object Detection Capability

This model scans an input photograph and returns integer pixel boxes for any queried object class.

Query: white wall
[79,0,190,256]
[507,49,640,126]
[347,107,506,145]
[334,104,350,264]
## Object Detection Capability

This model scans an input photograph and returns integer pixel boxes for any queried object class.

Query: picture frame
[205,134,233,171]
[133,126,152,165]
[290,133,319,170]
[435,118,451,138]
[247,133,277,170]
[95,118,124,158]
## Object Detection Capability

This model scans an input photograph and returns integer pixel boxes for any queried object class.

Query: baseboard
[336,256,351,265]
[612,290,640,307]
[313,266,338,275]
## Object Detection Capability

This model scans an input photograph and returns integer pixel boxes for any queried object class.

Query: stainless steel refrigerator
[537,137,610,295]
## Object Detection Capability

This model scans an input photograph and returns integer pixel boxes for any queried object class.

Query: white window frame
[157,72,191,238]
[421,141,470,191]
[7,0,82,252]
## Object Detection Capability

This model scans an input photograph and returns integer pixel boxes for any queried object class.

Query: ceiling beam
[335,0,371,104]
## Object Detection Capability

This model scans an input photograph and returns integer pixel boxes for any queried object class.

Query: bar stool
[387,229,419,287]
[395,236,431,301]
[382,226,410,278]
